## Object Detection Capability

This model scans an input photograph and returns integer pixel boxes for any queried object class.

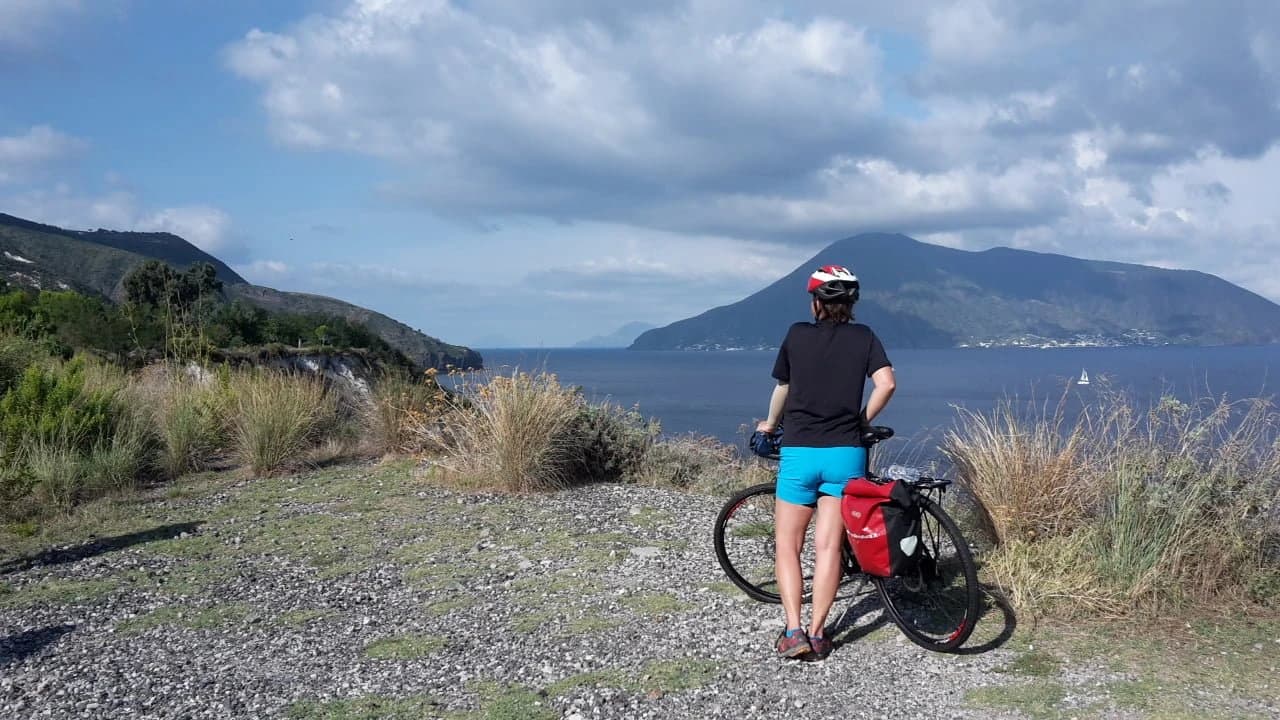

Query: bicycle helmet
[807,265,860,303]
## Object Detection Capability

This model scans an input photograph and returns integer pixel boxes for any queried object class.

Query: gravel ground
[1,463,1275,719]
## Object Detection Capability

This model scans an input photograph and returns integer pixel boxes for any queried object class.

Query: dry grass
[424,369,583,492]
[360,368,448,456]
[128,367,230,478]
[230,370,336,477]
[944,390,1100,545]
[944,386,1280,616]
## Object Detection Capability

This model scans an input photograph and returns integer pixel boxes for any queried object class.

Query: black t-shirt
[771,321,891,447]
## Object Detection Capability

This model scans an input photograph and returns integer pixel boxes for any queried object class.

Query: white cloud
[239,259,291,282]
[220,0,1280,305]
[0,0,82,50]
[136,206,236,256]
[0,126,87,184]
[2,185,247,263]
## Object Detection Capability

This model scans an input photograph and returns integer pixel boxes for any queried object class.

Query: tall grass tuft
[944,387,1280,615]
[945,392,1096,545]
[361,368,449,456]
[151,370,230,478]
[231,370,335,476]
[429,370,583,492]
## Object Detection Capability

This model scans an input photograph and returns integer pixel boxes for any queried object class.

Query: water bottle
[885,464,922,483]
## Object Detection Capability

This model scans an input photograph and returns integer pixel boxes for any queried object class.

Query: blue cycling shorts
[776,446,868,507]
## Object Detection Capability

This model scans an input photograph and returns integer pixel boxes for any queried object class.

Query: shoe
[775,629,811,659]
[805,634,833,661]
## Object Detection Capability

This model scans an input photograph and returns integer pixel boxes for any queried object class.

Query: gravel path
[1,463,1273,719]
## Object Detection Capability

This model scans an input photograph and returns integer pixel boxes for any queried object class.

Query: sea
[468,346,1277,461]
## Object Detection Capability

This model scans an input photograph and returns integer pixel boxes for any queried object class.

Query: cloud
[238,259,291,282]
[136,206,248,262]
[0,0,85,52]
[223,0,1280,305]
[2,185,249,264]
[0,126,88,184]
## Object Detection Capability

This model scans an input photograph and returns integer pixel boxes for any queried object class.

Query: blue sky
[3,0,1280,347]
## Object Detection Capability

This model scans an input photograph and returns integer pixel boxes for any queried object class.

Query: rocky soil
[2,462,1276,719]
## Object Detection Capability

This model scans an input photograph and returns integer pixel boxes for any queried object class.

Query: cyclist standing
[755,265,896,660]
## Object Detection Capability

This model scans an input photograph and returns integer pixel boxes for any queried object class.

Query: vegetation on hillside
[0,262,415,368]
[1,212,481,369]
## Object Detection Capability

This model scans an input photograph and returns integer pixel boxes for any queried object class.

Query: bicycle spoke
[874,496,979,651]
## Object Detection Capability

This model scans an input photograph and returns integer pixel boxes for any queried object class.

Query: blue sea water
[473,346,1278,454]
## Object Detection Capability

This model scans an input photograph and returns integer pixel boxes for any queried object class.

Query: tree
[122,261,225,359]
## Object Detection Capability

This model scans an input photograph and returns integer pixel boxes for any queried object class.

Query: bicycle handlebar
[750,424,896,461]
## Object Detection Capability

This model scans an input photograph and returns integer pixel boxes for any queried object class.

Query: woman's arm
[756,382,789,432]
[864,366,896,422]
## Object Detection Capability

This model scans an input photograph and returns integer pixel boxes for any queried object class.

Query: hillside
[632,234,1280,350]
[0,213,480,369]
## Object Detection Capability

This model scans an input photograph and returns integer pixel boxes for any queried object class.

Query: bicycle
[712,425,980,652]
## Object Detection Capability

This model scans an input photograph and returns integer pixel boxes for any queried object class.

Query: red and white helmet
[807,265,860,302]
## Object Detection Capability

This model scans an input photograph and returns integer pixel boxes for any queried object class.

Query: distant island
[631,233,1280,351]
[0,213,481,369]
[574,321,657,348]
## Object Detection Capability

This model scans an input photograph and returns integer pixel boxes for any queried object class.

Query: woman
[756,265,896,660]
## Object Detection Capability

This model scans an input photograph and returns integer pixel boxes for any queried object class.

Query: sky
[2,0,1279,347]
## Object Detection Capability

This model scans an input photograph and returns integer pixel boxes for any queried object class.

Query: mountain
[631,233,1280,350]
[574,321,657,348]
[0,213,481,369]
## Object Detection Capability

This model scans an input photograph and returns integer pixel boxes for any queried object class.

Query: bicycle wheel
[713,483,860,604]
[873,495,980,652]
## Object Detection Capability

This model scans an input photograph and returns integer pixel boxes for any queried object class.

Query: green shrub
[631,433,763,492]
[564,402,657,483]
[0,360,116,460]
[0,334,44,394]
[0,359,153,518]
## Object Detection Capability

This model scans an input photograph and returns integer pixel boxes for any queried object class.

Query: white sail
[1077,369,1090,385]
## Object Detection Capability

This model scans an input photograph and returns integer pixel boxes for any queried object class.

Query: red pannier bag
[841,477,922,577]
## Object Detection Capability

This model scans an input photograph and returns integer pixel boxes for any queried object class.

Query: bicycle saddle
[860,426,894,446]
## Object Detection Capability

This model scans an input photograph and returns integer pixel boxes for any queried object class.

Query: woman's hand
[756,420,776,434]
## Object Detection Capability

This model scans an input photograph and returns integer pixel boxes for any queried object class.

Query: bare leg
[775,498,814,632]
[808,494,845,637]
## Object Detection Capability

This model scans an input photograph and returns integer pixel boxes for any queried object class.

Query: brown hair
[813,299,854,323]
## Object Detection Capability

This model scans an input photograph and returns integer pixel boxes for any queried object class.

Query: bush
[631,433,765,493]
[564,402,658,483]
[231,370,336,476]
[0,334,44,394]
[431,370,583,492]
[131,367,231,478]
[0,359,155,519]
[0,359,116,460]
[944,389,1280,615]
[361,368,449,456]
[945,393,1095,545]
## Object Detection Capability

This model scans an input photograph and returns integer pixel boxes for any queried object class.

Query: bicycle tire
[713,483,860,604]
[873,495,980,652]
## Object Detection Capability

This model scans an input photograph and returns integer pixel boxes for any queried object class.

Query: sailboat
[1077,369,1090,386]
